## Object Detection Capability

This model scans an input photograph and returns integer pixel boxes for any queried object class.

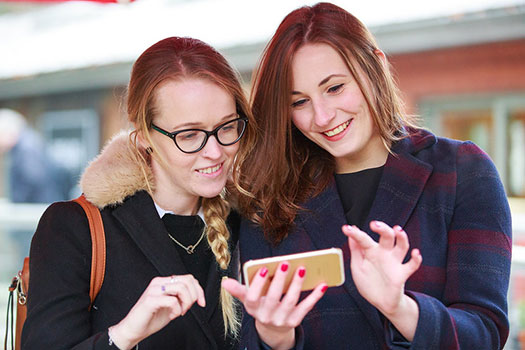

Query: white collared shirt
[154,202,206,224]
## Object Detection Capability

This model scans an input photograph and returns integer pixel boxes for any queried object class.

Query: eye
[221,124,235,132]
[180,131,199,140]
[291,98,308,108]
[327,83,344,94]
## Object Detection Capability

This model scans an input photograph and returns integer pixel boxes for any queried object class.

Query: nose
[312,99,335,128]
[201,135,223,159]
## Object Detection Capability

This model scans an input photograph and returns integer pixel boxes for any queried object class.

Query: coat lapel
[112,191,218,348]
[298,182,385,341]
[366,137,433,234]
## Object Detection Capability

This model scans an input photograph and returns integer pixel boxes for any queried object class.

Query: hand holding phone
[242,247,345,295]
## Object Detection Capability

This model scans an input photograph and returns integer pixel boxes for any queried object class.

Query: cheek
[291,112,310,133]
[226,143,240,159]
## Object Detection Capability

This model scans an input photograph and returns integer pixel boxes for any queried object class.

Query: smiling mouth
[197,163,222,174]
[322,120,351,137]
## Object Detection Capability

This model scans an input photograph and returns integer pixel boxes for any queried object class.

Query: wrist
[108,325,138,350]
[255,321,295,350]
[380,294,419,341]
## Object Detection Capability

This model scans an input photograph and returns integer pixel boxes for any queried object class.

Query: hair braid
[202,194,241,337]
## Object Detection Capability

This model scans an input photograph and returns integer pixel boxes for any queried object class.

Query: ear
[135,130,151,150]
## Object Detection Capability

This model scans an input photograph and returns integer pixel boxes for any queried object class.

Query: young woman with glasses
[222,3,512,350]
[22,36,255,350]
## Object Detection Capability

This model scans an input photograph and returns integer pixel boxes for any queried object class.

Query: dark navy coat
[239,129,512,350]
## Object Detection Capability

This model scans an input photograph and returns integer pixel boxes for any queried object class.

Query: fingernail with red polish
[298,267,306,278]
[260,267,268,277]
[281,262,289,272]
[321,284,328,293]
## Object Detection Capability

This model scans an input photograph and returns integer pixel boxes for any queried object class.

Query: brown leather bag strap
[73,194,106,308]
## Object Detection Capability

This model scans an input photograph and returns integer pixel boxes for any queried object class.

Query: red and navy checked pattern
[238,129,511,350]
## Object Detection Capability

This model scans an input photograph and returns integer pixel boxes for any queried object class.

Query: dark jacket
[21,133,240,350]
[239,129,512,350]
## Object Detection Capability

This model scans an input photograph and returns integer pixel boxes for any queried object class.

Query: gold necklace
[167,229,206,254]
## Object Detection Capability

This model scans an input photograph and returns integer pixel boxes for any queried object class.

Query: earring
[146,147,153,155]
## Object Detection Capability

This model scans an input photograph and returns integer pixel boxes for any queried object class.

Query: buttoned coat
[239,129,512,350]
[21,133,240,350]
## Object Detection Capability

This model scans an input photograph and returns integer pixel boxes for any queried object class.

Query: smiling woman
[21,36,255,350]
[223,2,513,350]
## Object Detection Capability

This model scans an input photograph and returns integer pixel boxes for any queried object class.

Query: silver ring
[170,275,178,284]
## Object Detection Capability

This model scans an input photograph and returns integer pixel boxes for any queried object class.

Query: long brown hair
[126,36,255,337]
[237,2,417,244]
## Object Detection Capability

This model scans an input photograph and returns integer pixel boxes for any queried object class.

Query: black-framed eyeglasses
[151,116,248,154]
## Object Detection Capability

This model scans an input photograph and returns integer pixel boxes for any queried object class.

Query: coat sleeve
[21,201,113,350]
[408,141,512,349]
[237,219,306,350]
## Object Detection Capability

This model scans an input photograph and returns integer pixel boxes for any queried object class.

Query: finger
[288,283,327,327]
[402,249,423,277]
[179,275,206,308]
[275,266,307,324]
[221,278,247,303]
[163,283,195,315]
[142,293,183,320]
[265,262,290,304]
[342,225,375,250]
[158,295,183,320]
[347,235,364,266]
[371,221,395,249]
[392,226,410,260]
[168,298,183,319]
[177,275,204,308]
[244,267,270,310]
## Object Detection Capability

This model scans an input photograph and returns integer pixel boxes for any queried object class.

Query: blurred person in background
[223,2,512,349]
[0,108,71,260]
[0,108,71,204]
[21,36,255,350]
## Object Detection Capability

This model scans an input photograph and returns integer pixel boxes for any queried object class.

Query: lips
[197,163,222,174]
[322,120,351,137]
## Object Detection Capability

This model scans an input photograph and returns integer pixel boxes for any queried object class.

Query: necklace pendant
[186,245,195,254]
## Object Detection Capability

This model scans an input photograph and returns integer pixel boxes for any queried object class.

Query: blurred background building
[0,0,524,347]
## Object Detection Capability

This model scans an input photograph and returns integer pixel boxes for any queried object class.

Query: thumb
[221,278,247,302]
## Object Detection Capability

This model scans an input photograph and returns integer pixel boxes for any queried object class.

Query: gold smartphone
[242,248,345,295]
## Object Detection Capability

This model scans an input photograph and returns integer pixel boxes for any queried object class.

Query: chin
[197,186,226,199]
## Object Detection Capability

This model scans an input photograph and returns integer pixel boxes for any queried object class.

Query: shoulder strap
[73,194,106,308]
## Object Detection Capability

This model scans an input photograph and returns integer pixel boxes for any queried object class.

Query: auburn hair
[237,2,418,244]
[126,36,256,337]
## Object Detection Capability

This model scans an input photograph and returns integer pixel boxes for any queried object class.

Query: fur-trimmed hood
[80,131,154,209]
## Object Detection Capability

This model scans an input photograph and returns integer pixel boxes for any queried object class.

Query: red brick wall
[389,39,525,114]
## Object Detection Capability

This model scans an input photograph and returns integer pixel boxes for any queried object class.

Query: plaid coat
[238,129,512,350]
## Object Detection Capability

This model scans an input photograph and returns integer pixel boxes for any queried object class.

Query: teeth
[198,164,221,174]
[323,121,350,137]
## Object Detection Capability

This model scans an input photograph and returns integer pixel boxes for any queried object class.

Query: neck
[153,191,200,215]
[335,134,389,173]
[150,161,200,215]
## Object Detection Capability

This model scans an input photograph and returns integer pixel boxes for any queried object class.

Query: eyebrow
[291,74,347,95]
[172,112,237,130]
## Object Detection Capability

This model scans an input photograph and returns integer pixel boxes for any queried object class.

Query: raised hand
[222,262,327,350]
[342,221,422,340]
[109,274,205,350]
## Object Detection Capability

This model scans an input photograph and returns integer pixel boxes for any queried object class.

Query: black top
[161,214,211,289]
[334,166,384,228]
[161,212,238,350]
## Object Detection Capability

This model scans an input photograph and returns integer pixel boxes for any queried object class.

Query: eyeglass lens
[175,118,245,153]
